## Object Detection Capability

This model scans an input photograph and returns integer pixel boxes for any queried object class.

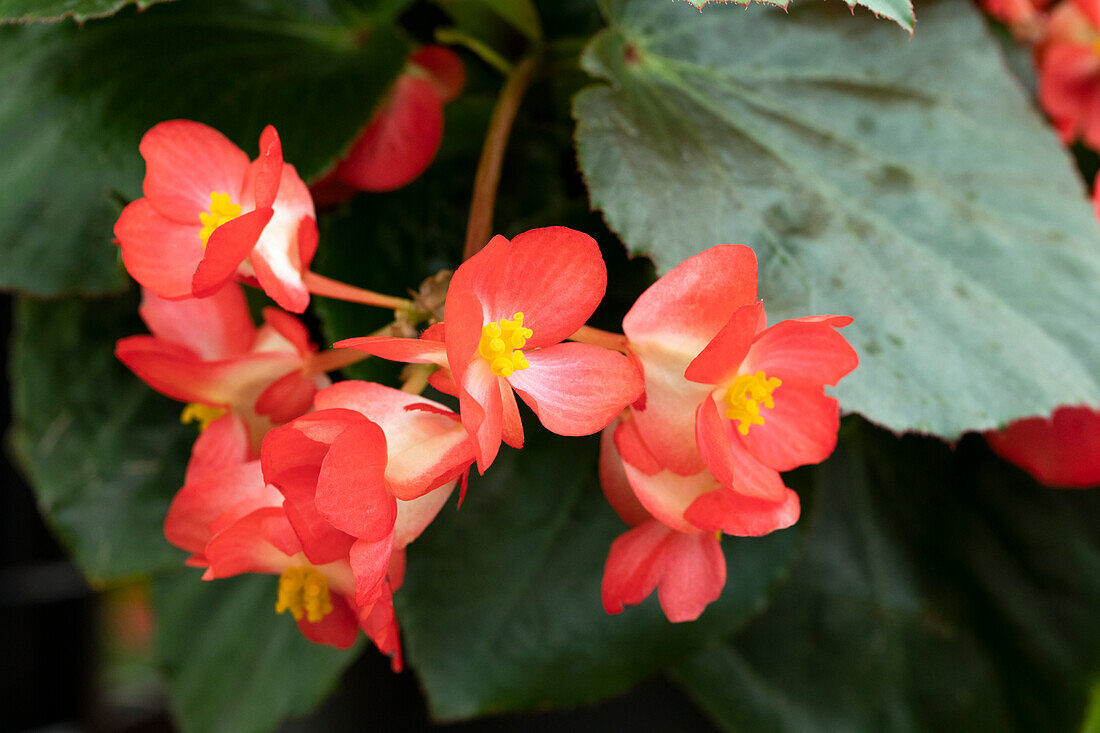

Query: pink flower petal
[696,396,787,501]
[740,383,840,472]
[140,120,249,223]
[116,199,205,300]
[507,342,643,436]
[138,283,255,360]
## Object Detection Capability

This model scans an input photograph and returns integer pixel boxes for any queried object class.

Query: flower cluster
[598,246,858,621]
[114,106,859,661]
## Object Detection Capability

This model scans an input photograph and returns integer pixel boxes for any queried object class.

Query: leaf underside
[575,0,1100,439]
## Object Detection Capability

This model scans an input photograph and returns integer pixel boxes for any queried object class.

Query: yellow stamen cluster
[275,567,333,623]
[180,402,226,432]
[723,370,782,435]
[198,191,242,247]
[478,312,533,378]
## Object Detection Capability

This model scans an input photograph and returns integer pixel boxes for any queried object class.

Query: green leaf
[0,0,407,296]
[152,569,361,733]
[9,291,192,581]
[0,0,174,23]
[574,0,1100,439]
[672,422,1100,731]
[397,428,801,721]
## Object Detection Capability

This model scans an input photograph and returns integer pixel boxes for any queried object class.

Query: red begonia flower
[261,381,473,611]
[985,405,1100,488]
[160,415,386,652]
[311,46,465,203]
[336,227,645,472]
[201,505,390,653]
[623,245,857,501]
[981,0,1049,39]
[115,120,317,312]
[1038,0,1100,149]
[115,283,326,449]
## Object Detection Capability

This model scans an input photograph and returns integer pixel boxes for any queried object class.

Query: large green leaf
[574,0,1100,439]
[397,428,801,721]
[153,569,362,733]
[0,0,174,23]
[672,422,1100,732]
[9,292,192,581]
[0,0,407,296]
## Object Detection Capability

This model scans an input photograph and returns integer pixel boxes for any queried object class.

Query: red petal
[388,548,407,592]
[249,125,284,209]
[261,412,363,564]
[165,460,283,556]
[458,359,503,474]
[684,486,800,536]
[602,520,667,615]
[315,420,395,541]
[192,207,274,298]
[696,397,787,501]
[624,244,757,353]
[740,384,840,472]
[298,215,319,270]
[411,45,466,103]
[116,199,204,300]
[986,405,1100,488]
[360,584,403,671]
[349,534,393,608]
[139,283,255,360]
[500,379,525,449]
[140,120,249,223]
[743,317,858,387]
[116,335,299,406]
[261,307,315,359]
[655,530,726,623]
[314,381,475,500]
[613,415,665,476]
[507,343,643,436]
[202,507,300,578]
[428,368,458,396]
[254,370,318,425]
[336,76,443,192]
[684,302,763,386]
[297,591,360,649]
[184,412,252,484]
[598,419,653,527]
[601,520,725,622]
[334,336,448,365]
[1039,45,1100,145]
